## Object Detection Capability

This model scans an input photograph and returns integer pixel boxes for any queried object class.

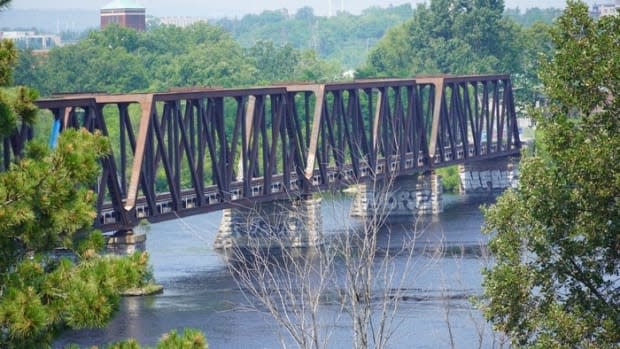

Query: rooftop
[101,0,144,10]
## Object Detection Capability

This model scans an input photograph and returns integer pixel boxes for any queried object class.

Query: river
[54,193,507,349]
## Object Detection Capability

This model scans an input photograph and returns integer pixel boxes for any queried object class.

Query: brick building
[100,0,146,31]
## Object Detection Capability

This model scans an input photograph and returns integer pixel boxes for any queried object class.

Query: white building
[590,1,619,18]
[0,31,61,49]
[158,16,207,28]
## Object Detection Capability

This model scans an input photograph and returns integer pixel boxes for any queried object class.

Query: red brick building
[100,0,146,31]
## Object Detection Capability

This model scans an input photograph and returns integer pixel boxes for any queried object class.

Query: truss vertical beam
[123,94,153,212]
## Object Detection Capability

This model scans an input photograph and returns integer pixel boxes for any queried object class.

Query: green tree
[0,5,154,346]
[246,41,299,84]
[11,49,43,93]
[0,35,38,145]
[101,328,207,348]
[293,49,341,82]
[481,2,619,347]
[360,0,523,77]
[37,37,149,94]
[0,113,155,346]
[215,5,412,69]
[513,21,553,108]
[0,39,17,86]
[504,7,563,27]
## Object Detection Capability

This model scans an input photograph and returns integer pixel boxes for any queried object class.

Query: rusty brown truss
[1,75,521,232]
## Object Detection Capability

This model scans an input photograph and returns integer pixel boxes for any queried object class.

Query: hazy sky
[7,0,570,17]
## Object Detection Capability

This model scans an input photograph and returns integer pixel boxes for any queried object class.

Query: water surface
[55,194,506,348]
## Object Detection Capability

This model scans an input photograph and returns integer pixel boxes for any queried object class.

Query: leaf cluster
[0,127,157,347]
[0,249,152,348]
[0,129,110,274]
[0,39,18,86]
[0,39,39,138]
[361,0,521,77]
[0,128,156,347]
[481,2,620,347]
[93,328,208,349]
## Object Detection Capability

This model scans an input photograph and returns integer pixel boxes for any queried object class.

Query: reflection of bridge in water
[2,74,521,238]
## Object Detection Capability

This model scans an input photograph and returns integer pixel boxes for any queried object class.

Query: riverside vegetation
[1,0,617,347]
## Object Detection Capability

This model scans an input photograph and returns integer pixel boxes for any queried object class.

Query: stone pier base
[213,198,322,249]
[459,158,519,194]
[350,173,443,221]
[106,230,146,255]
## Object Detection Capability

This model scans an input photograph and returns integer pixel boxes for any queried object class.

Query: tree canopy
[504,7,562,27]
[481,1,619,346]
[215,4,414,69]
[13,22,341,97]
[357,0,554,106]
[360,0,522,77]
[0,5,155,346]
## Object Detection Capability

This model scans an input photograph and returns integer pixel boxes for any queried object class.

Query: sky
[7,0,570,17]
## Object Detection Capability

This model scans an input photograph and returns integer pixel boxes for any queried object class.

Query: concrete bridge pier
[106,229,147,255]
[459,157,519,194]
[350,173,443,221]
[213,198,322,250]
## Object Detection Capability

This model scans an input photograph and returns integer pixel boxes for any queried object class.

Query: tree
[359,0,523,77]
[295,6,315,22]
[504,7,563,27]
[34,29,149,95]
[512,21,553,108]
[100,328,208,348]
[224,174,440,349]
[0,114,156,347]
[480,1,619,347]
[293,49,341,82]
[214,5,412,69]
[246,41,300,84]
[0,4,155,346]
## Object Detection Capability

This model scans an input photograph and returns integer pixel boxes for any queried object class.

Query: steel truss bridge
[1,75,521,232]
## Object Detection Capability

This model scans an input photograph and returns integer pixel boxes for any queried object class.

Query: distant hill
[0,9,98,33]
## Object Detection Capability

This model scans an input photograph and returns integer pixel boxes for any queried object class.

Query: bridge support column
[459,157,519,194]
[350,173,443,221]
[213,198,322,250]
[106,230,146,255]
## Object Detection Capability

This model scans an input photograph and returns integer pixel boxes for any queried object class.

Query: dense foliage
[481,1,620,346]
[361,0,521,76]
[0,13,156,347]
[215,5,414,69]
[504,7,562,27]
[13,23,341,96]
[0,39,38,138]
[90,328,207,349]
[0,124,156,347]
[358,0,554,106]
[13,4,562,99]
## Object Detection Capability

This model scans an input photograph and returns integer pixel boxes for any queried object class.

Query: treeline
[14,23,340,97]
[213,4,560,70]
[14,2,561,103]
[505,7,563,26]
[358,1,556,106]
[213,5,414,69]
